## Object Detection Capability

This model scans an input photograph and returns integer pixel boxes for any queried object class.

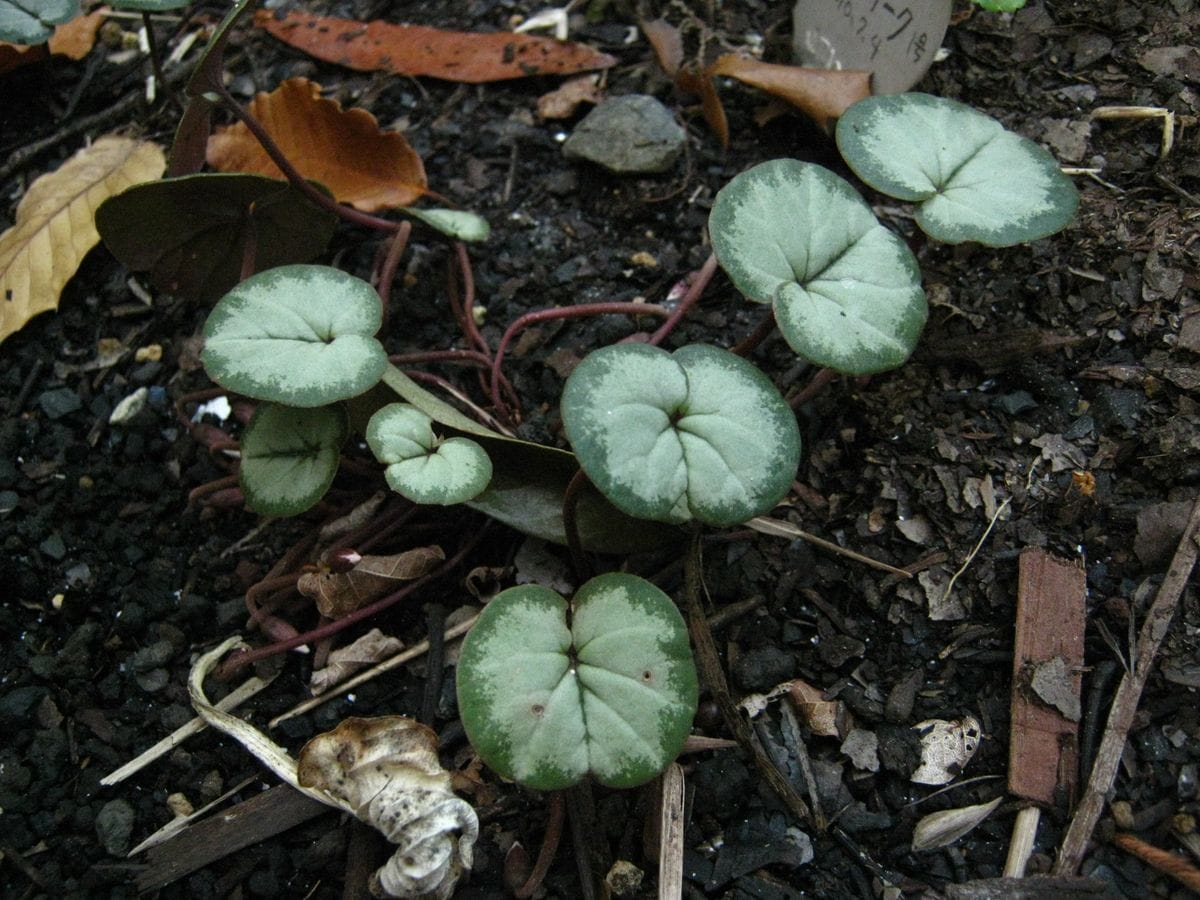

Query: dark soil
[2,1,1199,898]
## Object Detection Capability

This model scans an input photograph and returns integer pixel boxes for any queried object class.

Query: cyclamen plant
[101,0,1080,802]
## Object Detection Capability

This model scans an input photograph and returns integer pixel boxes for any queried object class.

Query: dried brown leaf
[309,628,405,695]
[207,78,426,212]
[255,10,616,84]
[297,546,446,619]
[708,55,871,131]
[0,136,166,345]
[788,678,844,738]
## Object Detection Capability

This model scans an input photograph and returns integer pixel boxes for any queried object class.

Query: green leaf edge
[836,93,1079,247]
[201,264,387,408]
[456,573,697,790]
[238,403,348,517]
[365,403,493,505]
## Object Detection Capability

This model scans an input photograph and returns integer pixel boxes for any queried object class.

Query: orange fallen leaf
[206,78,427,212]
[49,8,106,60]
[0,135,166,345]
[0,8,105,74]
[255,10,616,83]
[709,55,871,131]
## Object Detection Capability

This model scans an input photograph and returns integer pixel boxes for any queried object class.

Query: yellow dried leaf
[0,136,166,345]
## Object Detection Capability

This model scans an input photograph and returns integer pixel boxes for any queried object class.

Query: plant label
[792,0,951,94]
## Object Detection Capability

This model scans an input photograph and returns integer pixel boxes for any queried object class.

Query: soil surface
[2,1,1199,898]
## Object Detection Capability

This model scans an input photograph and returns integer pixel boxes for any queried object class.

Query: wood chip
[1009,549,1086,806]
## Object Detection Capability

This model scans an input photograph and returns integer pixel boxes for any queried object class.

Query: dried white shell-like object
[298,716,479,900]
[189,637,478,900]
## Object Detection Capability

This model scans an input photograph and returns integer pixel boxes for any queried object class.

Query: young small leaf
[457,573,697,790]
[402,207,491,242]
[836,93,1078,246]
[366,403,492,505]
[561,343,799,527]
[202,265,387,407]
[239,403,347,517]
[709,159,927,375]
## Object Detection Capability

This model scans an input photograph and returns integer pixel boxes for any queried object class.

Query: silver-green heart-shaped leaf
[402,207,491,242]
[456,573,697,790]
[0,0,78,43]
[561,343,799,527]
[709,159,927,375]
[239,402,347,517]
[202,264,387,408]
[836,93,1078,246]
[365,403,492,505]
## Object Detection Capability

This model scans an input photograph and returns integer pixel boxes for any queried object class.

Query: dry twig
[1054,495,1200,874]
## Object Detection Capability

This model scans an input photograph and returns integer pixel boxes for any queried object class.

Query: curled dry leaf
[911,715,983,785]
[255,10,616,84]
[911,796,1003,852]
[738,677,851,739]
[537,74,604,120]
[190,639,478,900]
[207,78,427,212]
[298,546,446,618]
[298,717,479,900]
[642,18,870,143]
[788,678,850,738]
[309,628,405,695]
[0,135,165,344]
[708,55,872,131]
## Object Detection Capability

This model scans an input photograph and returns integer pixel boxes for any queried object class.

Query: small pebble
[1110,799,1134,830]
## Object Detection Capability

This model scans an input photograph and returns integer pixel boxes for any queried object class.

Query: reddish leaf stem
[729,308,777,357]
[515,792,566,899]
[451,242,491,357]
[213,83,402,234]
[186,474,240,509]
[216,523,489,679]
[646,253,720,347]
[490,301,670,422]
[376,220,413,324]
[788,367,837,409]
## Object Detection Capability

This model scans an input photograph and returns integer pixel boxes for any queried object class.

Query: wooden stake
[658,764,685,900]
[1006,549,1086,876]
